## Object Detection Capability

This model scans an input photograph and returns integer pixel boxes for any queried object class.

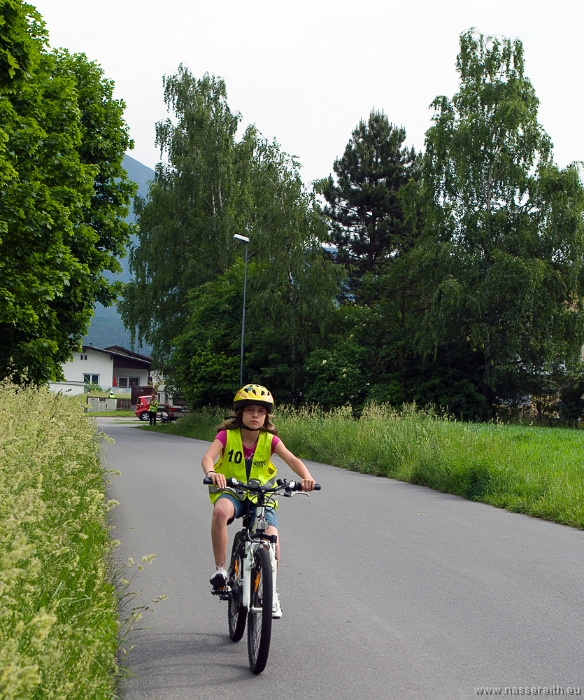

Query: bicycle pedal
[211,586,231,597]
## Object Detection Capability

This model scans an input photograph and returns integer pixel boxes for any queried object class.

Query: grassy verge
[0,383,121,698]
[160,404,584,529]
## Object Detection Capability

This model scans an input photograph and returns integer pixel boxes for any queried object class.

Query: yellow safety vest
[209,429,278,506]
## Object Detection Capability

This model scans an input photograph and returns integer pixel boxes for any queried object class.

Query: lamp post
[233,234,249,386]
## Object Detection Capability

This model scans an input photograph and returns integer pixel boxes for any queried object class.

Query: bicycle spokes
[247,547,272,674]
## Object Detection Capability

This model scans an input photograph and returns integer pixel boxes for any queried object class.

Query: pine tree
[318,110,420,301]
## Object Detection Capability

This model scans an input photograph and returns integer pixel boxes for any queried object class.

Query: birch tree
[416,29,584,405]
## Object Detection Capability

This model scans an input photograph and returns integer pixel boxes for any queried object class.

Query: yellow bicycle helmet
[233,384,274,413]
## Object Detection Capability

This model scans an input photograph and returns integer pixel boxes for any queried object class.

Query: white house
[49,345,152,396]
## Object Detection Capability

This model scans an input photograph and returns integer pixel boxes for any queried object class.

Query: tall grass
[0,383,120,698]
[165,403,584,529]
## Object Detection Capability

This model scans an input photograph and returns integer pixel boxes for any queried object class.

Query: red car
[135,395,177,422]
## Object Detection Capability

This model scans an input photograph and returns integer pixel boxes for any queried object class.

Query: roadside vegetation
[159,404,584,529]
[0,383,121,698]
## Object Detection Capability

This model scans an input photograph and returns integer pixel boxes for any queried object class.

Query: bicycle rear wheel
[228,532,246,642]
[247,546,272,674]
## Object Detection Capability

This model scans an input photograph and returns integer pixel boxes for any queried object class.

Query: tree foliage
[413,29,584,407]
[244,139,338,401]
[123,67,337,403]
[169,264,242,407]
[318,110,420,300]
[313,112,423,407]
[120,69,255,362]
[304,336,372,410]
[0,1,135,384]
[305,30,584,419]
[0,0,39,89]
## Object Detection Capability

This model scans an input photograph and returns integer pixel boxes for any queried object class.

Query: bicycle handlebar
[279,479,321,492]
[202,476,321,492]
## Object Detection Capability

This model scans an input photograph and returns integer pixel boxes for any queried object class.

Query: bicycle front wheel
[247,546,273,674]
[228,532,246,642]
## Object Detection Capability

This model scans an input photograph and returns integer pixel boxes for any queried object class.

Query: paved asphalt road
[101,420,584,700]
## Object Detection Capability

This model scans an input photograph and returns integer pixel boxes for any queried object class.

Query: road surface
[101,420,584,700]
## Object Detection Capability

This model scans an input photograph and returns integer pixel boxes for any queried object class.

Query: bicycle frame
[241,505,277,613]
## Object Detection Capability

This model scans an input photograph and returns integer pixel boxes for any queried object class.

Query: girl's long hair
[218,407,278,436]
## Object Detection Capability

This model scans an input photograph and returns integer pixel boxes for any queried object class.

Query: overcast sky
[33,0,584,186]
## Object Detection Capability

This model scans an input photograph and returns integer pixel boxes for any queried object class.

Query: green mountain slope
[83,154,154,350]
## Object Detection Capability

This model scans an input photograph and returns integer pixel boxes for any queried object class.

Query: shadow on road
[120,630,271,697]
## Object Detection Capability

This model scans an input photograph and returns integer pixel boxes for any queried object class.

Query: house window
[83,374,99,385]
[117,376,140,388]
[80,354,88,360]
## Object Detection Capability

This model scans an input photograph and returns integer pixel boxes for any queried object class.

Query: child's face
[242,405,267,430]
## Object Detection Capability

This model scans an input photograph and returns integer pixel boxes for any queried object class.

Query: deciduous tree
[0,0,39,89]
[123,67,337,403]
[415,29,584,407]
[167,139,338,406]
[0,2,135,384]
[245,138,337,402]
[120,69,255,364]
[169,264,242,407]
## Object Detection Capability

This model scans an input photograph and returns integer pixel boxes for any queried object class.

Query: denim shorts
[217,493,278,529]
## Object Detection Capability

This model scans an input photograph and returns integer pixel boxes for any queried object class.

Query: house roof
[104,346,152,363]
[82,345,152,368]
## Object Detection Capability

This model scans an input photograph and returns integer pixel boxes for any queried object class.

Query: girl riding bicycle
[201,384,316,619]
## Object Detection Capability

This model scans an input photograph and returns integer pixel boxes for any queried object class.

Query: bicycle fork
[242,541,277,611]
[269,543,277,601]
[242,545,254,610]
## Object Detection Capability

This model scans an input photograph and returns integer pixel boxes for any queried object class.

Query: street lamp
[233,234,250,386]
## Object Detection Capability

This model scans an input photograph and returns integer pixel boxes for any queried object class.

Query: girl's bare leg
[211,499,236,567]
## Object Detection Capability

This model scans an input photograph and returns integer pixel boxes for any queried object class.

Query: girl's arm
[201,439,227,488]
[273,440,316,491]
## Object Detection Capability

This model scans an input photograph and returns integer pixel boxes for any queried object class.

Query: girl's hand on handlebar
[301,477,316,492]
[208,472,227,489]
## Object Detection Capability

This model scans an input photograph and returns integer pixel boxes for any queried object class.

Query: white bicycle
[203,476,320,674]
